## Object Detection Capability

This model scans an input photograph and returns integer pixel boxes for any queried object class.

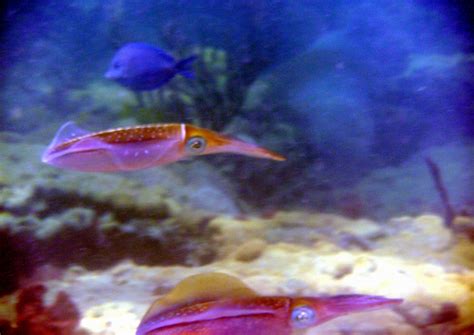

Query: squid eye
[186,136,207,154]
[290,306,317,328]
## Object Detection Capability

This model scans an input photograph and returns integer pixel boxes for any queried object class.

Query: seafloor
[1,140,474,334]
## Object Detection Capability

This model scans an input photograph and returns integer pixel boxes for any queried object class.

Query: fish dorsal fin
[143,272,257,320]
[48,121,91,148]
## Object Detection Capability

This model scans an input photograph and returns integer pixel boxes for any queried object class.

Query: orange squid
[136,272,402,335]
[42,122,285,172]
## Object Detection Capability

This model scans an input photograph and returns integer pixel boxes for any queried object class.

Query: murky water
[0,1,473,334]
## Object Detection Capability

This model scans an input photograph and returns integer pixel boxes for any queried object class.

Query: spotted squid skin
[137,297,290,335]
[50,124,184,154]
[42,123,285,172]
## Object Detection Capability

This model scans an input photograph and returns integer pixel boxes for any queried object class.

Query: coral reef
[0,284,87,335]
[0,140,239,215]
[0,137,473,334]
[0,140,243,294]
[1,4,473,334]
[25,212,473,335]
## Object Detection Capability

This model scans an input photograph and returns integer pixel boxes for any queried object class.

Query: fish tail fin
[175,55,197,79]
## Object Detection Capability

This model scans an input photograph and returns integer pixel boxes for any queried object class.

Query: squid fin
[143,272,257,321]
[48,121,91,148]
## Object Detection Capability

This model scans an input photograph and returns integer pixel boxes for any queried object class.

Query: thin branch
[425,156,455,228]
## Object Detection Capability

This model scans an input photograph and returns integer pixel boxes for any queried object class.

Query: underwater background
[0,0,473,334]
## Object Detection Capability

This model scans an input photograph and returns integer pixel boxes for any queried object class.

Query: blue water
[1,0,473,230]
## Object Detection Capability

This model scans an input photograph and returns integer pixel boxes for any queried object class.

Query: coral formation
[0,284,87,335]
[0,3,473,335]
[231,238,267,262]
[0,142,243,294]
[32,210,474,335]
[0,138,473,334]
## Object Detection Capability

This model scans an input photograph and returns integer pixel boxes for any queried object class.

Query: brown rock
[233,238,267,262]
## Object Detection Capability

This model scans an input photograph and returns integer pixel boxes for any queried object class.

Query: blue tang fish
[105,42,197,91]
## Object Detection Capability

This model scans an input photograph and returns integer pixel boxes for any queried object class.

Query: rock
[232,238,267,262]
[40,237,474,335]
[453,215,474,238]
[81,302,139,335]
[209,216,266,255]
[1,141,240,218]
[2,138,474,333]
[0,142,241,277]
[379,215,456,265]
[350,143,474,220]
[263,212,385,250]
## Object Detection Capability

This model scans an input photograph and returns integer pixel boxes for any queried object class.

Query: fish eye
[290,306,317,329]
[185,136,207,154]
[113,61,120,69]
